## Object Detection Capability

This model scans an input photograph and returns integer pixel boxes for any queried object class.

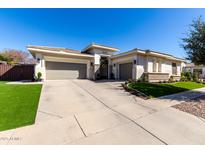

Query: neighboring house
[27,43,185,82]
[184,63,205,79]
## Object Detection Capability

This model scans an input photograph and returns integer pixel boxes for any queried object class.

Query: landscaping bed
[124,81,205,98]
[0,81,42,131]
[122,82,150,99]
[173,95,205,119]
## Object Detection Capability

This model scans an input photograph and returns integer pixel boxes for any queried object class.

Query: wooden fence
[0,64,35,81]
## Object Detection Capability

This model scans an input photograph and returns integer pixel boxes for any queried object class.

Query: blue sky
[0,8,205,58]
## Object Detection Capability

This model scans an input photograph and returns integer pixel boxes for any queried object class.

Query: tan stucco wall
[35,53,46,79]
[146,57,182,76]
[136,55,146,79]
[161,60,172,75]
[147,57,154,72]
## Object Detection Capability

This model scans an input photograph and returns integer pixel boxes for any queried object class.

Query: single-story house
[27,43,185,82]
[183,63,205,79]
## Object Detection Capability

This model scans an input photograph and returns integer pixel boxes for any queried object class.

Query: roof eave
[82,44,119,52]
[27,47,94,58]
[111,49,145,59]
[111,49,185,62]
[146,51,185,62]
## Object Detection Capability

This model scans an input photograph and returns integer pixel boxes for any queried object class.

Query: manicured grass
[0,82,42,131]
[128,81,205,98]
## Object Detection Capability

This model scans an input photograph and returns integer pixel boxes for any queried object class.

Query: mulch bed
[173,95,205,119]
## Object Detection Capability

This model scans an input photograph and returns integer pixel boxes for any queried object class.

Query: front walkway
[1,80,205,144]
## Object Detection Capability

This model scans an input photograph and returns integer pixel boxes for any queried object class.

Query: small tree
[192,72,199,82]
[0,49,32,64]
[181,71,192,81]
[182,16,205,65]
[0,54,5,61]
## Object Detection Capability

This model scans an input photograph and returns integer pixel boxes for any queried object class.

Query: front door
[172,63,177,75]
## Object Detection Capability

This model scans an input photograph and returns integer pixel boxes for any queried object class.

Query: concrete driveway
[2,80,205,145]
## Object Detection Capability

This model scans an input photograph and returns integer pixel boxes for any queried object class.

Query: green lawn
[0,81,42,131]
[128,81,205,98]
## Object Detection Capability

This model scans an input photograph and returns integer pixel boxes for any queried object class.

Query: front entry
[97,57,108,79]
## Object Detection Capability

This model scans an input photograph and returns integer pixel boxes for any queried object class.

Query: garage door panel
[119,63,132,80]
[46,61,86,80]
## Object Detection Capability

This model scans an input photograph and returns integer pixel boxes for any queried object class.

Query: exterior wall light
[133,60,137,64]
[37,58,41,63]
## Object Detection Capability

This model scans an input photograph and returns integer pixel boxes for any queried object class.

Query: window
[172,63,176,67]
[158,61,162,72]
[172,63,177,75]
[193,69,202,75]
[153,60,156,72]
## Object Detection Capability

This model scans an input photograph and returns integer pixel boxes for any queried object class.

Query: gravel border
[173,95,205,119]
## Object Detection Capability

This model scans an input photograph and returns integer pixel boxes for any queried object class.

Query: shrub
[193,73,200,82]
[137,79,141,83]
[127,79,133,83]
[137,78,144,83]
[169,76,174,83]
[181,71,192,81]
[142,75,147,82]
[96,73,100,79]
[37,72,42,80]
[180,75,187,81]
[34,72,42,82]
[185,72,192,81]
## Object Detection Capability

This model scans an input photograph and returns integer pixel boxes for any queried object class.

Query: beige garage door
[119,63,133,80]
[46,61,87,80]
